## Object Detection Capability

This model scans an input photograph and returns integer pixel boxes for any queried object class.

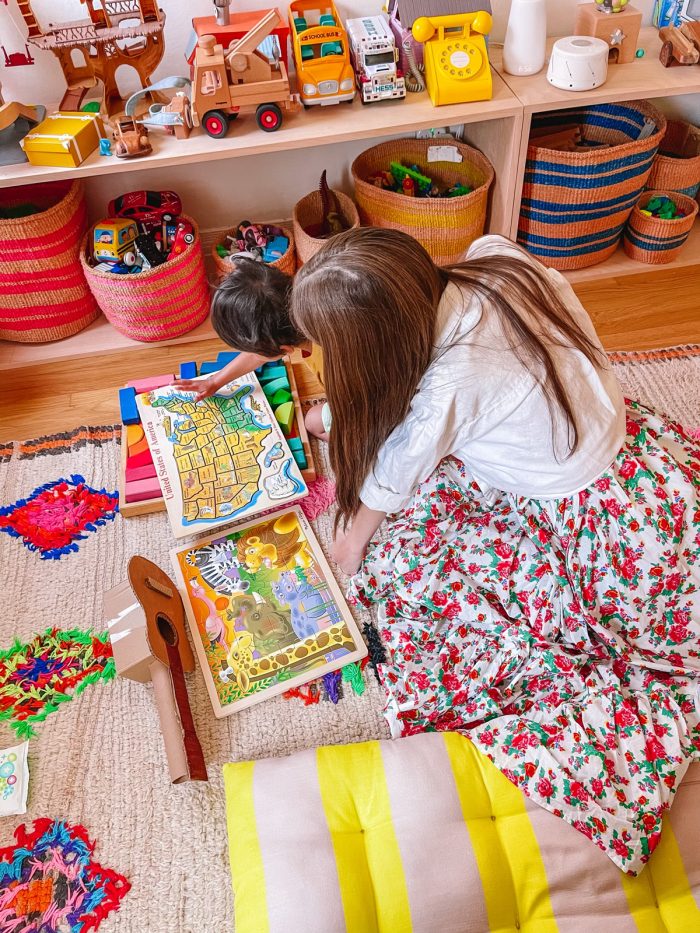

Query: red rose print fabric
[350,400,700,874]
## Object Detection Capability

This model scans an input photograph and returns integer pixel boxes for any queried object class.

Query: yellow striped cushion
[223,733,700,933]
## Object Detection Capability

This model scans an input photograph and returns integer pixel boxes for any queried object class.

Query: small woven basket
[519,100,667,270]
[623,190,698,265]
[292,190,360,266]
[81,215,210,342]
[646,120,700,199]
[0,180,99,343]
[211,225,296,281]
[352,137,494,265]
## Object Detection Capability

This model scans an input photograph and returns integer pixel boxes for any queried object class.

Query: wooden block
[271,388,293,407]
[125,462,157,483]
[125,476,162,503]
[216,351,240,364]
[263,376,291,396]
[126,449,154,470]
[574,3,642,64]
[127,374,175,393]
[287,436,303,451]
[274,400,295,436]
[119,387,139,425]
[126,424,144,447]
[200,361,223,375]
[179,361,198,379]
[291,447,308,470]
[259,365,288,384]
[128,436,149,457]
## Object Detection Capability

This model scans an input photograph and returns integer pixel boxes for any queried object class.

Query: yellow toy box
[20,111,105,168]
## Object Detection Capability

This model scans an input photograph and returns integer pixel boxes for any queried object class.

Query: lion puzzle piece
[104,557,207,783]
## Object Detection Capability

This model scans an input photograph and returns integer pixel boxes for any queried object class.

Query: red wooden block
[126,449,154,470]
[125,476,162,503]
[125,462,157,483]
[127,374,175,394]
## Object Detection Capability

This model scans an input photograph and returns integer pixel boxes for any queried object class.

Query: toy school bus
[289,1,355,105]
[93,219,139,265]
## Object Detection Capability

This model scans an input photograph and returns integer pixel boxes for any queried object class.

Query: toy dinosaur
[319,170,349,237]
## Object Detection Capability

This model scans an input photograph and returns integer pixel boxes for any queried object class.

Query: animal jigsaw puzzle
[136,374,307,538]
[170,507,366,716]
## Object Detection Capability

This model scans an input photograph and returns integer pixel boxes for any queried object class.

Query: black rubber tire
[256,103,283,132]
[202,110,230,138]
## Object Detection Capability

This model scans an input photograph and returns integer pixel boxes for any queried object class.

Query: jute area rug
[0,346,698,932]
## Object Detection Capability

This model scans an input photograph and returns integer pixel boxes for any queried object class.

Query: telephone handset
[411,12,493,106]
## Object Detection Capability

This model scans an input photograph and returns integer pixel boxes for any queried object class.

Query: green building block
[274,401,295,436]
[259,365,288,384]
[390,161,432,194]
[287,436,303,451]
[262,376,291,396]
[270,388,293,407]
[291,447,308,470]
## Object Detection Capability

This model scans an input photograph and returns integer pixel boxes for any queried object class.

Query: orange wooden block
[126,424,144,447]
[128,436,149,457]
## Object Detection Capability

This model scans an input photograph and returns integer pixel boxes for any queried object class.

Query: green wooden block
[292,447,308,470]
[259,365,288,384]
[274,401,295,436]
[262,376,291,396]
[270,388,293,407]
[288,436,303,451]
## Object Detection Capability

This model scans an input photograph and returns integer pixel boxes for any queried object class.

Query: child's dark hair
[211,259,303,357]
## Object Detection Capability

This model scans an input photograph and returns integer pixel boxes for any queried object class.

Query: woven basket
[519,101,667,271]
[623,191,698,265]
[211,225,296,281]
[293,190,360,266]
[81,215,210,342]
[0,180,99,343]
[352,137,494,265]
[646,120,700,199]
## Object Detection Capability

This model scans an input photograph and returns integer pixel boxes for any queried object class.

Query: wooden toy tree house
[17,0,166,115]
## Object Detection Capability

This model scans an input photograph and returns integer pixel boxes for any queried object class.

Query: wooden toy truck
[190,10,299,137]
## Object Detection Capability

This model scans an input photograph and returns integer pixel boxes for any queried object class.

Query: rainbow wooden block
[125,475,162,503]
[127,374,175,394]
[119,387,139,425]
[179,361,197,379]
[125,462,157,482]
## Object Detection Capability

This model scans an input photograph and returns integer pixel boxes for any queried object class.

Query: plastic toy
[0,86,45,166]
[289,1,355,106]
[411,12,493,106]
[98,137,112,156]
[17,0,166,116]
[642,194,687,218]
[168,221,195,258]
[125,77,194,139]
[346,16,405,104]
[93,220,139,266]
[187,1,290,72]
[113,117,152,159]
[262,235,290,261]
[391,161,433,194]
[574,2,643,64]
[653,0,697,28]
[189,13,299,137]
[135,232,168,267]
[108,190,181,230]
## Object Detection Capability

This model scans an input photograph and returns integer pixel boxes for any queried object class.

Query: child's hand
[171,376,219,401]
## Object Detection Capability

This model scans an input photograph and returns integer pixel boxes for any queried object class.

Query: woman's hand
[332,526,367,576]
[331,505,387,575]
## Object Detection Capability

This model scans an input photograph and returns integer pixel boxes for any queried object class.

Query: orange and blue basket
[518,101,667,271]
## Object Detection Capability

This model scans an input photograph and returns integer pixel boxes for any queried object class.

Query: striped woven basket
[646,120,700,199]
[293,190,360,267]
[81,215,210,342]
[519,101,667,271]
[623,191,698,265]
[352,137,494,266]
[211,225,296,281]
[0,180,99,343]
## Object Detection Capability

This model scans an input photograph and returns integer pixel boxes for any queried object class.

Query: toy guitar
[128,556,207,783]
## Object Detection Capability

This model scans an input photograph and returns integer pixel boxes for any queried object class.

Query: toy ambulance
[347,15,406,103]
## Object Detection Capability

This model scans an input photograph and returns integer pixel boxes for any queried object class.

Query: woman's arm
[332,504,386,575]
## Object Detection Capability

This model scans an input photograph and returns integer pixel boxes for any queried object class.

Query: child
[289,226,700,871]
[174,258,305,399]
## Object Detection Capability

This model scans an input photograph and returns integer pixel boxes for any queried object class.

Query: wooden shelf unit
[2,26,699,368]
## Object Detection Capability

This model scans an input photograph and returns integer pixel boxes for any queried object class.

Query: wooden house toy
[574,2,643,64]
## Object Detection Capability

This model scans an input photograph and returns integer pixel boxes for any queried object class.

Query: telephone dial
[411,12,493,106]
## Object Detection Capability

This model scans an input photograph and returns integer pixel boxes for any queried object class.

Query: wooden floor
[1,267,698,443]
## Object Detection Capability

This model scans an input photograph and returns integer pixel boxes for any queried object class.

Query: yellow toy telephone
[412,12,493,106]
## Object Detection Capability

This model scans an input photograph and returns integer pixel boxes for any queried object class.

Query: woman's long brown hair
[290,227,605,527]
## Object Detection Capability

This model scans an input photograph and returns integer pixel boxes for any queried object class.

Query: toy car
[108,190,182,231]
[113,118,152,159]
[93,219,139,266]
[168,221,195,258]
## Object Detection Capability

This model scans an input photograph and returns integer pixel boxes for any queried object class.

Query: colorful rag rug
[0,629,115,739]
[0,474,118,559]
[351,398,700,874]
[0,819,130,932]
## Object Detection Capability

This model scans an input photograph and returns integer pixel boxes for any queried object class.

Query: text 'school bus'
[289,1,355,106]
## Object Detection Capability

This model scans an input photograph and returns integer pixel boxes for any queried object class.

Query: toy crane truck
[347,16,406,104]
[191,10,299,137]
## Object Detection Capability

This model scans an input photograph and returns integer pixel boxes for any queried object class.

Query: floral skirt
[350,400,700,874]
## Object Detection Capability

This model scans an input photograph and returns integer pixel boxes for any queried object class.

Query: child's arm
[171,351,279,401]
[332,505,386,575]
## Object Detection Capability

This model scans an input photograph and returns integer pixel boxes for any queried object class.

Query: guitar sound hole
[156,613,178,647]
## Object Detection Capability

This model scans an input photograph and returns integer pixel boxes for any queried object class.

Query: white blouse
[359,235,625,514]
